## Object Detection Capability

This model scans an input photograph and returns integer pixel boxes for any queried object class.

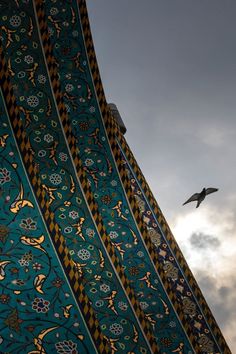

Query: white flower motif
[169,321,176,328]
[27,95,39,107]
[137,251,144,257]
[140,301,149,310]
[59,152,68,161]
[89,106,95,113]
[32,298,50,313]
[109,231,118,240]
[85,158,94,167]
[49,173,62,185]
[38,74,46,84]
[118,302,128,311]
[109,323,123,336]
[86,228,95,237]
[100,283,110,293]
[65,83,74,92]
[43,134,53,143]
[55,340,78,354]
[68,210,79,220]
[9,15,21,27]
[125,243,132,249]
[77,249,91,261]
[24,55,34,64]
[18,258,29,267]
[50,7,59,15]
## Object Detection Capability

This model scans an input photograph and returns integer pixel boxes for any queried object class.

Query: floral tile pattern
[0,0,230,353]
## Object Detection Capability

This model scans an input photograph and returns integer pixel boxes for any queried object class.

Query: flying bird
[183,188,218,208]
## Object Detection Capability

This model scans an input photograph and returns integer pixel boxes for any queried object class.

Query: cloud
[86,1,236,351]
[195,271,236,351]
[189,232,221,250]
[171,207,236,351]
[197,273,234,327]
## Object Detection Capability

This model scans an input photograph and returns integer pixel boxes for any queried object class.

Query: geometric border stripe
[34,1,160,352]
[78,0,202,352]
[77,0,231,353]
[117,131,232,354]
[0,47,109,354]
[116,135,233,354]
[0,88,98,354]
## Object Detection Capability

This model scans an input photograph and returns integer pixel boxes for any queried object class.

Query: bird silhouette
[183,188,218,208]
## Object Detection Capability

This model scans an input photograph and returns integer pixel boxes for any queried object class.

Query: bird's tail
[196,200,201,208]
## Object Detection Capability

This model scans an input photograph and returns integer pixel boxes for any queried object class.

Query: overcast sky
[86,1,236,351]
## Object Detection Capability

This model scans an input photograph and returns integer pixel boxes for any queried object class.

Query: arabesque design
[0,0,231,353]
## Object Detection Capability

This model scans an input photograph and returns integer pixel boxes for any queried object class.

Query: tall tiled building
[0,1,230,353]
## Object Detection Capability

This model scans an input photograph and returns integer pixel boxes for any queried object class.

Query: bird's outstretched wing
[183,193,200,205]
[205,188,218,195]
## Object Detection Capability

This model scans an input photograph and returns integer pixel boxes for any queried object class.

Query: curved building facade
[0,1,231,353]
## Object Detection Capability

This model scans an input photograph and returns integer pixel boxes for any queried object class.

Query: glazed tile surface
[0,0,230,353]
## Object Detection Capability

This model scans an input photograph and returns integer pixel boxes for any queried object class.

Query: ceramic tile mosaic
[0,1,230,353]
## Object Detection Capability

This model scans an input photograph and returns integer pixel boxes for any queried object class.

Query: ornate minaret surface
[0,1,231,353]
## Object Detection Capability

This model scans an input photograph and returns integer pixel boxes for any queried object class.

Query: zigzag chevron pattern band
[0,0,230,353]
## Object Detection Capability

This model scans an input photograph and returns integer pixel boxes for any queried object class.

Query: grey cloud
[86,1,236,350]
[190,232,221,250]
[218,286,230,298]
[86,0,236,220]
[195,272,236,351]
[196,273,236,331]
